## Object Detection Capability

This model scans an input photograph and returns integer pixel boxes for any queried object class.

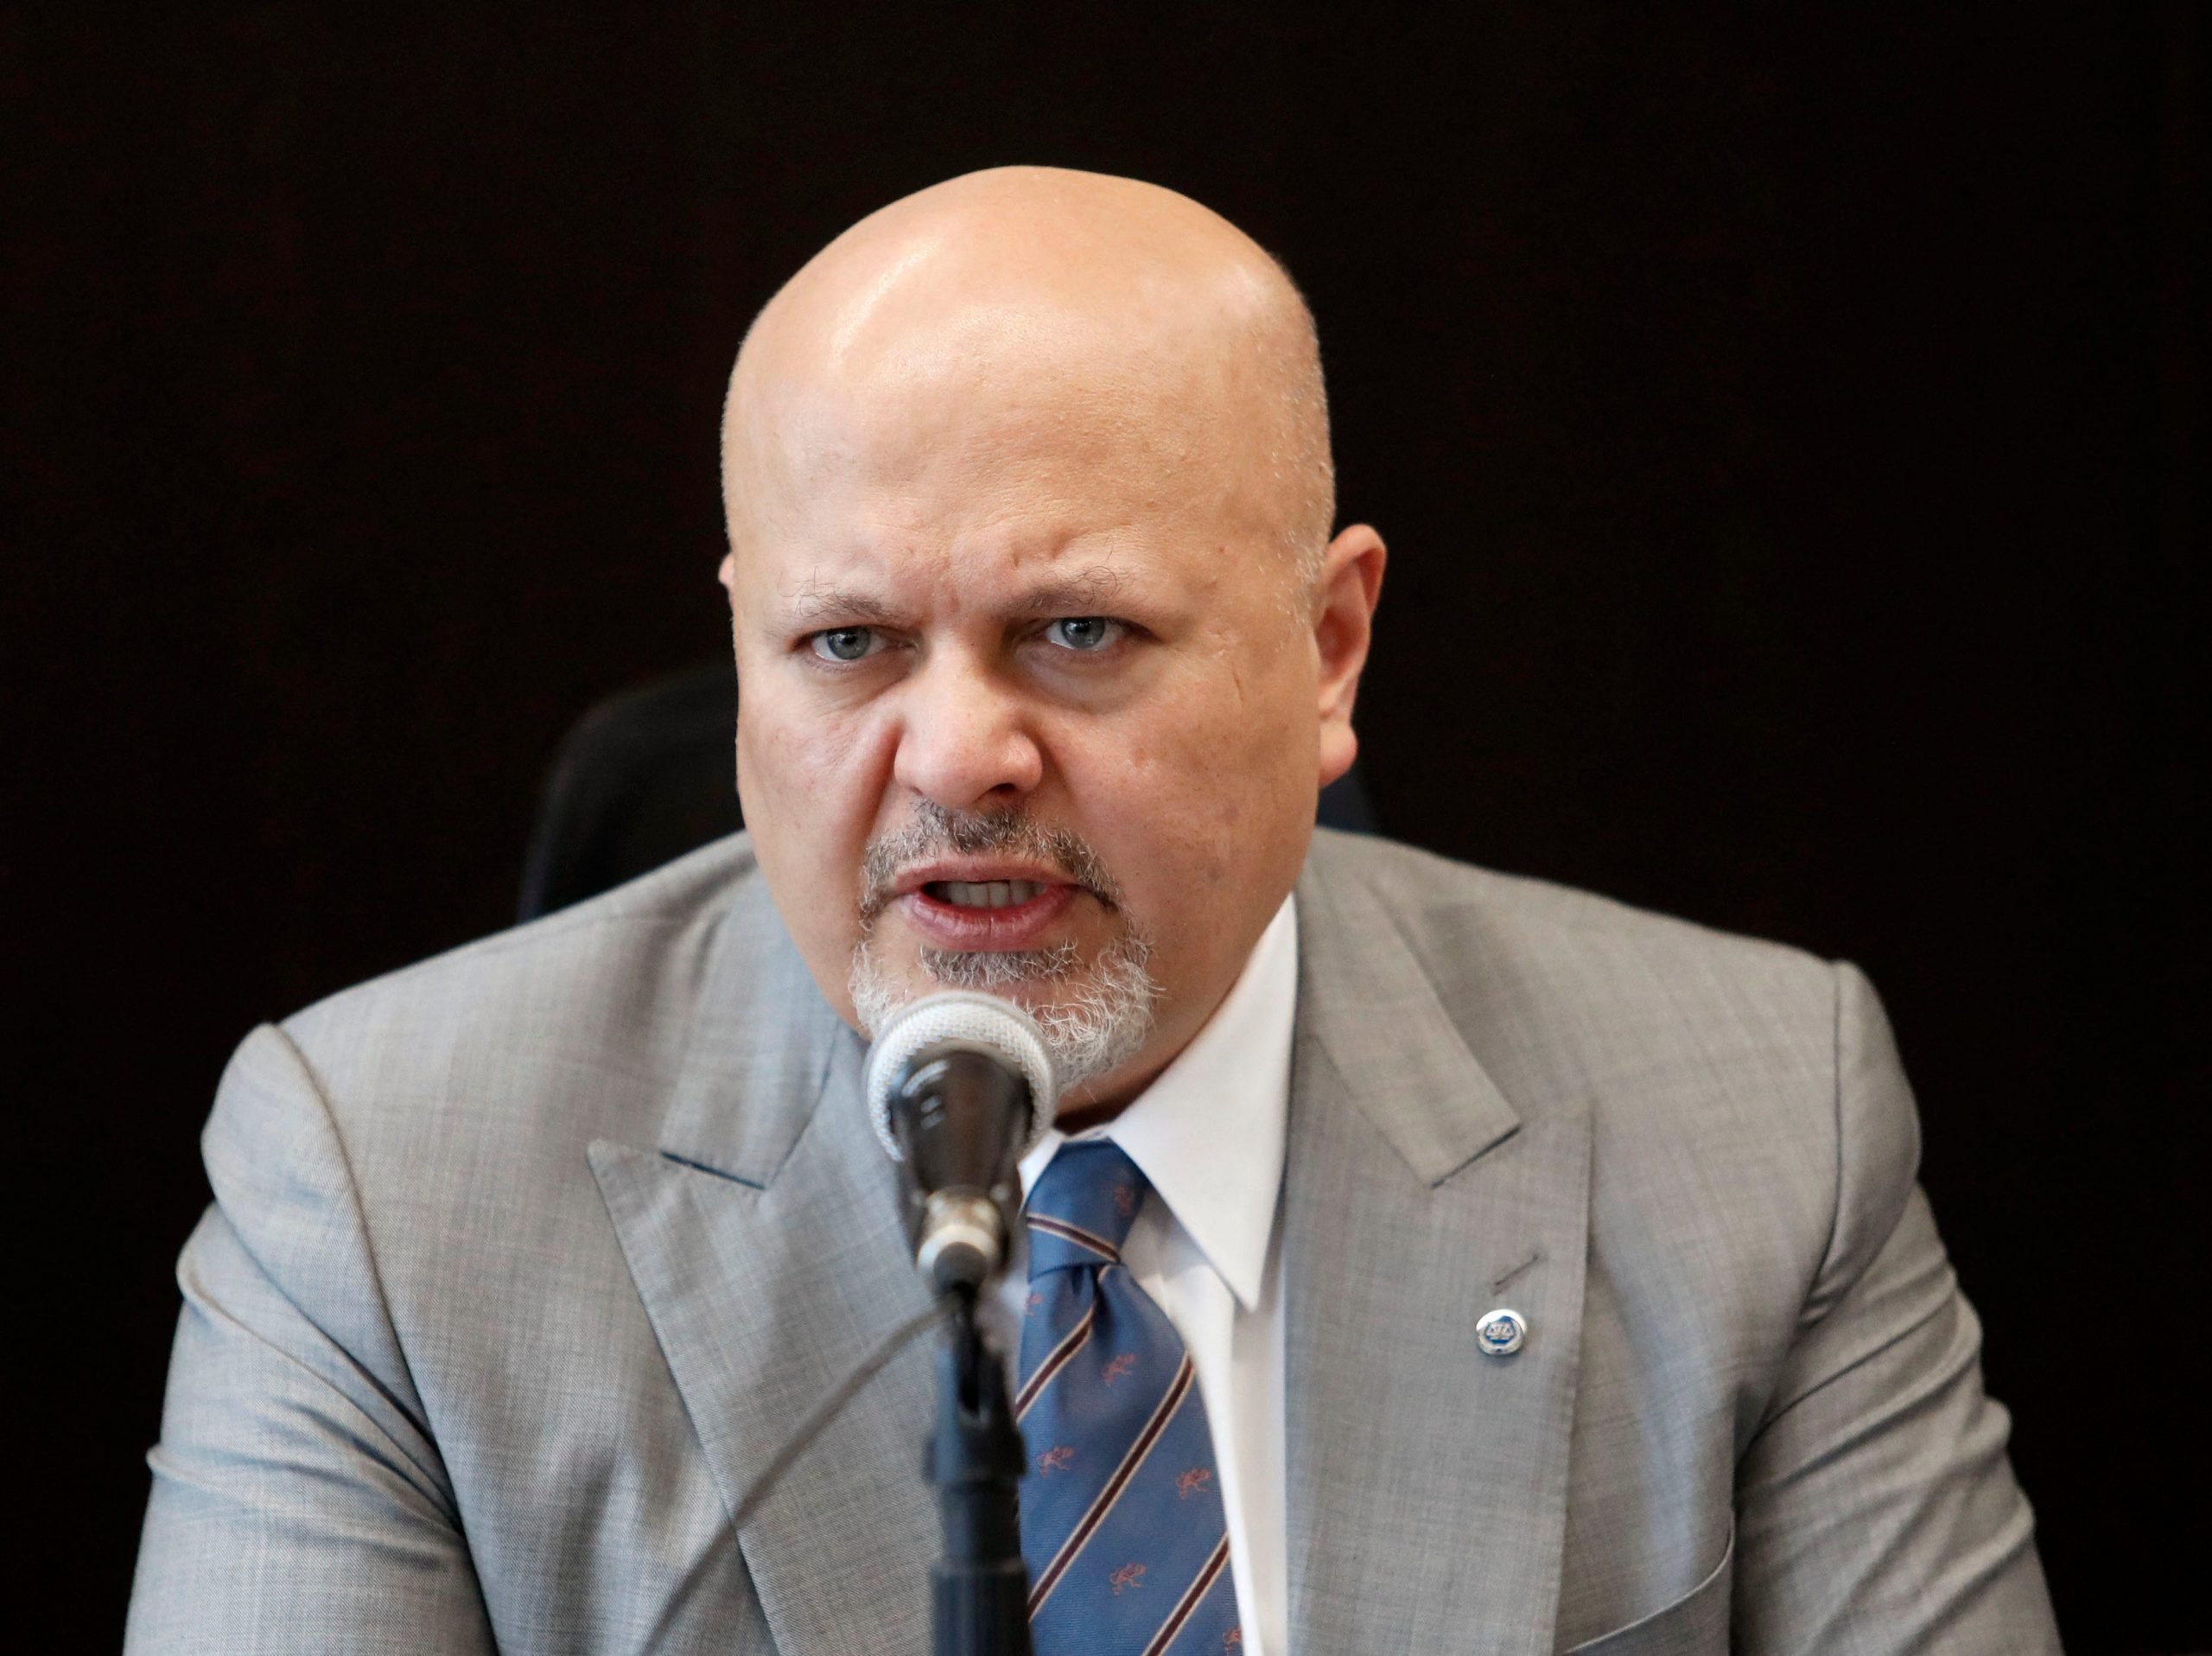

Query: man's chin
[846,942,1072,1029]
[846,931,1162,1097]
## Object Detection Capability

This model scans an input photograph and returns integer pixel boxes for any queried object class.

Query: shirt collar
[1018,893,1298,1310]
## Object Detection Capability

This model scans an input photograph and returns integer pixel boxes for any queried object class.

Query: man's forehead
[730,293,1240,500]
[727,318,1274,576]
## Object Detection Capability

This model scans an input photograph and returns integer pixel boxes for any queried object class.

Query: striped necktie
[1015,1141,1241,1654]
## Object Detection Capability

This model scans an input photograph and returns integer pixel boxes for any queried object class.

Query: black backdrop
[7,9,2203,1653]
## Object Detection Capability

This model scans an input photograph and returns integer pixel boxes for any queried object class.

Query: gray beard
[848,931,1161,1098]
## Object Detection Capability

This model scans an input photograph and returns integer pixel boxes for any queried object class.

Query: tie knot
[1023,1141,1147,1278]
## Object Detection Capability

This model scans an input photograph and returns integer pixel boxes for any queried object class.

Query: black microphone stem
[930,1286,1033,1656]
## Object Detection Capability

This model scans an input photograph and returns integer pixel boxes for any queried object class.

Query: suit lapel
[591,876,938,1655]
[1284,848,1592,1653]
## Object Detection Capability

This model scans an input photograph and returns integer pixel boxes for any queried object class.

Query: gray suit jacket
[127,831,2060,1654]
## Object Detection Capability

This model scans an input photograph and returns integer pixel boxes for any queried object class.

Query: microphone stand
[929,1285,1033,1656]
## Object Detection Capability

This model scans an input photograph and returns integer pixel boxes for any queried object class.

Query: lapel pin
[1476,1306,1527,1358]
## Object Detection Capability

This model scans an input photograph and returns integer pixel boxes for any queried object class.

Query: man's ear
[1313,523,1387,789]
[718,553,746,682]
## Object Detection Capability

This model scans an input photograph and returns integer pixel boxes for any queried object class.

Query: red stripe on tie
[1027,1213,1121,1263]
[1027,1355,1194,1615]
[1014,1300,1096,1421]
[1140,1532,1231,1656]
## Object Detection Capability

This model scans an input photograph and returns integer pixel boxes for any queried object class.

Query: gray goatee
[847,803,1161,1095]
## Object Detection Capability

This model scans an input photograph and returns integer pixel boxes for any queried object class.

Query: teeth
[937,880,1045,909]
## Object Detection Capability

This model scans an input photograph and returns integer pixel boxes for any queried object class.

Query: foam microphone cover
[863,990,1058,1165]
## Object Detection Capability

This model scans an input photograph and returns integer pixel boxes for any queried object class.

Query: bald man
[129,170,2060,1655]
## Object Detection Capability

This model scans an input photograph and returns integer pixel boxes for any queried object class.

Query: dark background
[7,7,2203,1652]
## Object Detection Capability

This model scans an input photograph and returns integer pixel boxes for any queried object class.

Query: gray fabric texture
[126,829,2060,1653]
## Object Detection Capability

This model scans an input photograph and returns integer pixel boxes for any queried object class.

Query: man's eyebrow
[1007,567,1131,615]
[774,567,1135,630]
[775,586,905,630]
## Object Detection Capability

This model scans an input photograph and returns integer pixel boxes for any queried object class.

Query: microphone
[864,991,1058,1294]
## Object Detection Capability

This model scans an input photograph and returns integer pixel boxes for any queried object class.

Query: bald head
[721,167,1334,589]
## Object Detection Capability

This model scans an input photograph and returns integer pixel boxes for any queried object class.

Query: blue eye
[1046,616,1118,652]
[810,627,876,662]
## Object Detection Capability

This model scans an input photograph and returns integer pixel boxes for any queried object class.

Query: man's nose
[890,654,1046,812]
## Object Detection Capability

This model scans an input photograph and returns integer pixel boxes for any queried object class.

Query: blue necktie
[1015,1142,1242,1654]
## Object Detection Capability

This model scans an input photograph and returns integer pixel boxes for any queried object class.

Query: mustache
[858,802,1125,923]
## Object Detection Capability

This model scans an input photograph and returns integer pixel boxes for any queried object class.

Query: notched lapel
[1286,857,1593,1653]
[593,880,940,1654]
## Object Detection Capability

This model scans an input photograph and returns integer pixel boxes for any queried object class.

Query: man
[128,168,2061,1653]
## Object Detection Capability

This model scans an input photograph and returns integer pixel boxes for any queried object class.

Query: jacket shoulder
[1303,829,1859,1229]
[273,833,765,1146]
[287,832,756,1029]
[1306,828,1840,1022]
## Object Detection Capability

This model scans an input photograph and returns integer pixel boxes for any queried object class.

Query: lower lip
[896,882,1079,949]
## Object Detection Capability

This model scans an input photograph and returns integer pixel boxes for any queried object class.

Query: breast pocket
[1560,1519,1735,1656]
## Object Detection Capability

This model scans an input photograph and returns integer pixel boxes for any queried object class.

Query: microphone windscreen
[862,991,1058,1162]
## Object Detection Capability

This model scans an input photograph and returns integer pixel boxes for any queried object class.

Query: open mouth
[923,879,1050,909]
[898,876,1077,947]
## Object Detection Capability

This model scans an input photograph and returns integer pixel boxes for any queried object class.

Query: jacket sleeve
[1732,964,2063,1654]
[125,1024,495,1655]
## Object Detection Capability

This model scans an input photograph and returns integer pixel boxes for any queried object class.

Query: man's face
[722,304,1371,1112]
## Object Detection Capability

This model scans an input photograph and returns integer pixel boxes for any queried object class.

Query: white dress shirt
[988,895,1298,1656]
